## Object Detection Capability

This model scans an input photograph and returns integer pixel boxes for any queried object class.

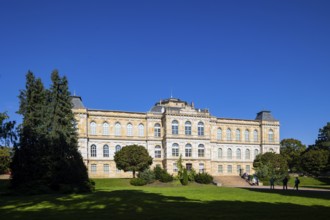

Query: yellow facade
[72,96,280,178]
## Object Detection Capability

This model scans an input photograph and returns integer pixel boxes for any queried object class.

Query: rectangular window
[103,164,109,173]
[237,165,241,175]
[155,128,161,137]
[172,126,178,135]
[185,148,192,157]
[185,126,191,135]
[91,164,97,173]
[218,165,223,173]
[186,163,192,171]
[198,149,205,157]
[227,165,232,174]
[199,163,205,173]
[198,127,204,136]
[172,148,179,157]
[173,163,178,172]
[246,165,251,174]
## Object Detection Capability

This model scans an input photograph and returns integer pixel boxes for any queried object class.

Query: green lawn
[0,178,329,220]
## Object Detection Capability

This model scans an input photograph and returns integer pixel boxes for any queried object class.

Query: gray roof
[71,96,85,109]
[255,111,277,121]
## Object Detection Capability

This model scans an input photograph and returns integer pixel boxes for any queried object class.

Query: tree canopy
[280,138,306,172]
[114,145,153,178]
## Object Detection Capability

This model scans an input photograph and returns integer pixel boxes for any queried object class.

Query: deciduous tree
[280,138,306,172]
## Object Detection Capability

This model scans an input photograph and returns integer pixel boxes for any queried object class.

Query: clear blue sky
[1,0,329,146]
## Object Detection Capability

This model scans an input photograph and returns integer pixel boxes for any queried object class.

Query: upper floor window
[103,122,109,135]
[198,144,205,157]
[115,122,121,136]
[90,122,96,135]
[227,148,232,159]
[198,122,204,136]
[172,120,179,135]
[218,148,223,159]
[254,130,258,142]
[245,149,251,160]
[185,121,192,135]
[236,129,241,141]
[155,145,161,158]
[138,124,144,137]
[154,123,161,137]
[185,144,192,157]
[254,149,259,159]
[115,145,121,152]
[127,123,133,136]
[245,130,249,142]
[226,129,231,141]
[91,144,97,157]
[236,148,241,159]
[172,143,179,157]
[103,145,109,157]
[217,128,222,140]
[268,129,274,142]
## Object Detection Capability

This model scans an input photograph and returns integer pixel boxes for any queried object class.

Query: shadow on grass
[1,189,330,220]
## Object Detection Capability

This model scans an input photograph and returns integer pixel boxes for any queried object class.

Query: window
[254,149,259,158]
[173,163,178,172]
[236,148,241,159]
[91,145,97,157]
[103,122,109,135]
[115,122,121,136]
[268,129,274,142]
[246,165,251,174]
[185,144,192,157]
[103,145,109,157]
[218,148,223,159]
[254,130,258,142]
[154,123,161,137]
[90,122,96,135]
[236,129,241,141]
[245,130,249,142]
[138,124,144,137]
[115,145,121,152]
[198,144,205,157]
[217,128,222,140]
[155,145,161,158]
[218,165,223,173]
[198,122,204,136]
[227,165,232,174]
[185,121,192,135]
[226,129,231,141]
[172,120,179,135]
[199,163,205,173]
[127,123,133,136]
[227,148,232,159]
[245,149,250,160]
[91,164,97,173]
[172,143,179,157]
[237,165,241,174]
[103,164,109,173]
[186,163,192,171]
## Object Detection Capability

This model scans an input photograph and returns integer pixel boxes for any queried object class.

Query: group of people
[270,176,300,190]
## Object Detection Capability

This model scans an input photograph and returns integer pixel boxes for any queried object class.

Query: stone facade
[72,96,280,178]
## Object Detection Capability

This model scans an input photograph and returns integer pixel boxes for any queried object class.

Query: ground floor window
[246,165,251,174]
[199,163,205,173]
[103,164,109,173]
[227,165,232,174]
[173,163,178,172]
[186,163,192,171]
[91,164,97,173]
[218,165,223,173]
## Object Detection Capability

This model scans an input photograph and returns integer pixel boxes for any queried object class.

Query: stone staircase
[213,176,251,187]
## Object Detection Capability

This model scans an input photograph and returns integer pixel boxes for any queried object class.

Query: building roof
[71,96,85,109]
[255,111,277,121]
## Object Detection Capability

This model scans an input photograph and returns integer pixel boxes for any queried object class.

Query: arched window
[185,144,192,157]
[103,145,109,157]
[236,148,241,159]
[127,123,133,136]
[154,123,161,137]
[268,129,274,142]
[227,129,231,141]
[91,144,97,157]
[254,130,258,142]
[236,129,241,141]
[227,148,232,159]
[198,144,205,157]
[254,149,259,158]
[172,143,179,157]
[115,122,121,136]
[90,122,96,135]
[138,124,144,137]
[103,122,109,135]
[172,120,179,135]
[218,148,223,159]
[245,149,250,160]
[217,128,222,140]
[245,130,249,142]
[155,145,161,158]
[115,145,121,152]
[185,121,192,135]
[198,122,204,136]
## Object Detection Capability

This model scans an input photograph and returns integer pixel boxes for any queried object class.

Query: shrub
[153,166,163,180]
[194,172,213,184]
[180,168,189,185]
[160,172,173,182]
[130,178,147,186]
[188,168,196,182]
[138,169,155,184]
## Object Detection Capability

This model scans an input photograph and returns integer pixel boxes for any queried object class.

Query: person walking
[294,177,300,190]
[283,176,288,190]
[270,177,275,189]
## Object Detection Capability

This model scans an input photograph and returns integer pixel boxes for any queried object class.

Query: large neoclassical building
[72,96,280,178]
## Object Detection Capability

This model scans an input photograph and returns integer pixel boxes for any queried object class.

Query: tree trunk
[133,170,136,178]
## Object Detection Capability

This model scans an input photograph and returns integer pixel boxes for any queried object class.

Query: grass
[0,178,329,220]
[288,176,330,189]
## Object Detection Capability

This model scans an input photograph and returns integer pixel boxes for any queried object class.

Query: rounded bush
[130,178,147,186]
[159,172,173,182]
[194,173,213,184]
[138,169,156,184]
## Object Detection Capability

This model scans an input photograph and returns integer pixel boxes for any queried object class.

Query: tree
[300,149,328,176]
[0,112,16,174]
[253,152,288,184]
[114,145,153,178]
[0,147,11,174]
[280,138,306,172]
